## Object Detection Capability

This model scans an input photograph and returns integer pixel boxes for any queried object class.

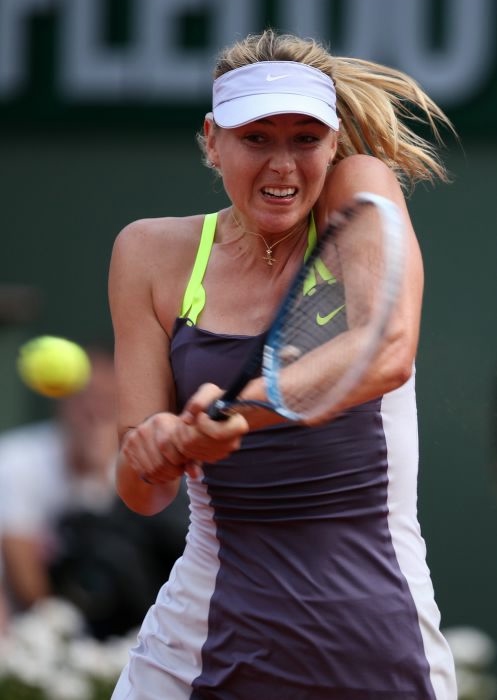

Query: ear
[204,115,219,169]
[328,128,339,163]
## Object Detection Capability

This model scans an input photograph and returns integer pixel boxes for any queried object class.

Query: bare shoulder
[112,214,203,266]
[318,155,405,220]
[316,153,422,271]
[110,214,205,293]
[330,154,400,184]
[109,214,206,335]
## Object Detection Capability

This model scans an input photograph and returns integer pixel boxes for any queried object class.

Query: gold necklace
[231,211,303,267]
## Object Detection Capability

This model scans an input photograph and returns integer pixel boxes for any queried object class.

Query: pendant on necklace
[264,249,275,266]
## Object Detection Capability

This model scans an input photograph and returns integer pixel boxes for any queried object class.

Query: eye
[243,133,268,145]
[295,133,320,145]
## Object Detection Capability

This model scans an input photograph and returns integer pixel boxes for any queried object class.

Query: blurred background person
[0,343,190,639]
[0,345,118,615]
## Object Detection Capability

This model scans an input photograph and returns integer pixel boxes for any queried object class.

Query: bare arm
[109,218,183,514]
[1,535,51,609]
[245,156,423,424]
[109,217,249,515]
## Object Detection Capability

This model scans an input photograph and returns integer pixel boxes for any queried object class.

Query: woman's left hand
[175,383,249,464]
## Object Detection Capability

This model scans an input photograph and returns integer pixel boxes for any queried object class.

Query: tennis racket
[208,191,406,423]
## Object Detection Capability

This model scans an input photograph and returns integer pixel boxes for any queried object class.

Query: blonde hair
[206,29,456,191]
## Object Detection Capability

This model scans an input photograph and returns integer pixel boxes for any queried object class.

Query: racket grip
[207,399,230,422]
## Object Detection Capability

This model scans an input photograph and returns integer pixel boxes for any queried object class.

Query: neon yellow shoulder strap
[180,211,325,322]
[179,212,217,324]
[304,211,317,261]
[303,212,337,295]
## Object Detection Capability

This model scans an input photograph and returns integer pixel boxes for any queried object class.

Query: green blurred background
[1,0,496,654]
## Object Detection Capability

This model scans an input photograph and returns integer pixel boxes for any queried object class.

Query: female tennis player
[110,29,457,699]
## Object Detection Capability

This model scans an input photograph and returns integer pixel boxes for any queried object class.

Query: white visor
[212,61,339,130]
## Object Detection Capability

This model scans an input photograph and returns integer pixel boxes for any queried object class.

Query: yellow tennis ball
[17,336,91,398]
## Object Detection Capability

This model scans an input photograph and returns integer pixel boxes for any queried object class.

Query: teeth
[263,187,296,198]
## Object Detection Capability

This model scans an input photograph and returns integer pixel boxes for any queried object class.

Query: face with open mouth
[205,113,337,239]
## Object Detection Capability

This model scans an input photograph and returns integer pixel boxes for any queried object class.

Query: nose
[268,145,296,176]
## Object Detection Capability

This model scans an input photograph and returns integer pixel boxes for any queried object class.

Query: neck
[231,210,309,267]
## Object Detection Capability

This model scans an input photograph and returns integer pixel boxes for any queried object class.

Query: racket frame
[262,191,405,421]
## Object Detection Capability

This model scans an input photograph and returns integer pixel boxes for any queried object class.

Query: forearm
[239,325,415,427]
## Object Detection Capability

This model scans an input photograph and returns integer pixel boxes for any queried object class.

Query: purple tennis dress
[112,214,456,700]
